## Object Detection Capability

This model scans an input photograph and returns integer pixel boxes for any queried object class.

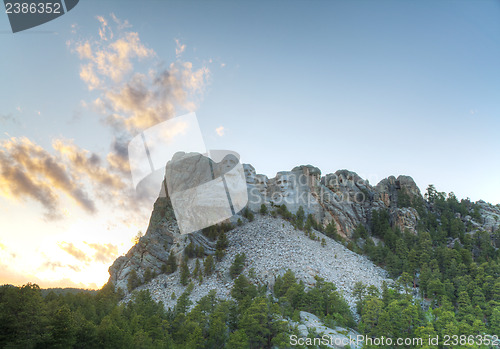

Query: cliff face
[108,196,182,292]
[244,164,422,237]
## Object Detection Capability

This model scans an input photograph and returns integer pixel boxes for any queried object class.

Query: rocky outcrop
[291,311,362,349]
[475,200,500,233]
[108,196,182,292]
[391,207,420,234]
[375,175,421,208]
[243,165,422,238]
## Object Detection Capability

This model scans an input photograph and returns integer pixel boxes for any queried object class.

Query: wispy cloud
[216,126,225,136]
[58,242,89,262]
[175,38,186,58]
[42,260,81,272]
[58,241,119,265]
[85,242,119,263]
[0,262,97,289]
[71,15,209,135]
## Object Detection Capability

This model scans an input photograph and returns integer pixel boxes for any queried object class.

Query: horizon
[1,0,499,289]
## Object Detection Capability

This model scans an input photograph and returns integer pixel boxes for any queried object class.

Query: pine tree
[204,255,215,276]
[127,270,142,292]
[163,251,177,274]
[207,310,227,348]
[229,253,246,279]
[231,275,257,304]
[260,204,268,215]
[193,259,201,279]
[180,259,190,286]
[239,297,271,348]
[143,267,154,283]
[227,330,249,349]
[490,307,500,335]
[215,232,229,261]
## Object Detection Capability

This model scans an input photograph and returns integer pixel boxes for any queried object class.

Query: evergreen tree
[50,304,77,348]
[231,275,257,305]
[143,267,155,283]
[230,253,246,279]
[227,330,250,349]
[215,231,229,261]
[239,297,271,348]
[163,251,177,274]
[204,255,215,276]
[127,270,142,292]
[180,259,190,286]
[193,258,201,279]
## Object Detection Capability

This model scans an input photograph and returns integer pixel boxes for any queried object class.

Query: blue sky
[0,0,499,287]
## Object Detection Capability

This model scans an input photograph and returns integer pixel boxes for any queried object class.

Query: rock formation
[243,165,423,238]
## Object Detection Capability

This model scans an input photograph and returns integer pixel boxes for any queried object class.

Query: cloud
[0,16,211,224]
[42,260,81,272]
[0,137,111,218]
[106,137,130,174]
[85,242,119,263]
[53,139,126,192]
[96,15,113,41]
[216,126,225,136]
[110,13,131,30]
[175,38,186,57]
[58,242,89,262]
[75,20,154,87]
[58,241,118,264]
[72,15,209,135]
[0,241,16,260]
[0,263,97,289]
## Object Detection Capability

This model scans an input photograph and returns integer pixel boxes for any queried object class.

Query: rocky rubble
[121,215,391,316]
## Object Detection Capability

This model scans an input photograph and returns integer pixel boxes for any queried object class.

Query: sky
[0,0,499,289]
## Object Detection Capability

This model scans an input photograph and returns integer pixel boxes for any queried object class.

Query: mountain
[107,161,500,347]
[108,162,499,295]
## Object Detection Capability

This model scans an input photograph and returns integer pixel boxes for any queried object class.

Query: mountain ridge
[108,162,499,295]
